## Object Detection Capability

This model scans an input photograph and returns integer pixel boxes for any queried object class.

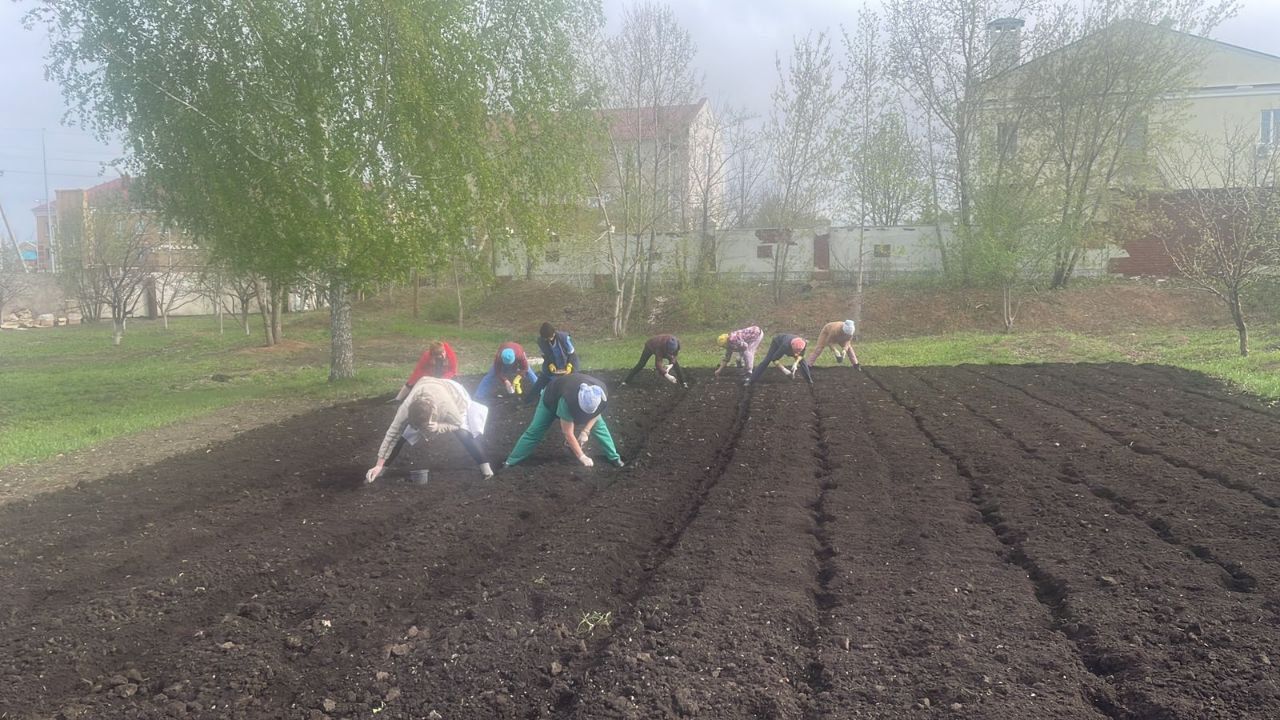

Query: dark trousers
[749,337,813,384]
[386,430,486,466]
[623,349,685,385]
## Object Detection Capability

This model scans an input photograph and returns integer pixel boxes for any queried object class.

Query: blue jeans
[476,367,537,400]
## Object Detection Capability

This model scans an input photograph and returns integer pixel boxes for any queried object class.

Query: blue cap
[500,348,516,365]
[578,383,606,414]
[665,337,680,355]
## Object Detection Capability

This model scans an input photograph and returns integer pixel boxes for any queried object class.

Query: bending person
[475,342,538,400]
[621,334,686,387]
[394,340,459,402]
[367,377,493,482]
[714,325,764,378]
[806,320,860,369]
[505,373,624,468]
[526,322,580,403]
[748,334,813,385]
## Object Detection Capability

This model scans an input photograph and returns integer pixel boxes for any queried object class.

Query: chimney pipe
[987,17,1026,75]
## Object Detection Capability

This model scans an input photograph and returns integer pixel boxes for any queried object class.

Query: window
[1262,109,1280,145]
[997,122,1018,158]
[873,244,892,258]
[756,244,774,259]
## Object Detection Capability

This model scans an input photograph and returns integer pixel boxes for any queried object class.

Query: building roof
[83,176,131,200]
[999,19,1280,82]
[599,98,707,142]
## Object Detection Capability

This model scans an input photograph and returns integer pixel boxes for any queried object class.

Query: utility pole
[42,129,56,273]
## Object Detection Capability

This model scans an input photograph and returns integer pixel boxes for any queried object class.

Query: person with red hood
[394,341,458,402]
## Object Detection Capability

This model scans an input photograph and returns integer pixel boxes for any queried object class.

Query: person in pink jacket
[806,320,860,369]
[713,325,764,377]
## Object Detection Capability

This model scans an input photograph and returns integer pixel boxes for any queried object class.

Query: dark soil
[3,364,1279,719]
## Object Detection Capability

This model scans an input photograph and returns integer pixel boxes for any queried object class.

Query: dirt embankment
[422,279,1233,339]
[3,365,1280,718]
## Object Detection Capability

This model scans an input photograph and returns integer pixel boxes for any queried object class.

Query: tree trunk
[254,277,276,346]
[328,277,355,381]
[1229,291,1249,357]
[639,230,656,323]
[453,259,464,327]
[411,268,420,319]
[1002,286,1016,333]
[271,283,284,341]
[112,311,124,346]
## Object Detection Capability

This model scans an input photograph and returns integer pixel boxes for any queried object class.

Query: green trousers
[505,399,620,466]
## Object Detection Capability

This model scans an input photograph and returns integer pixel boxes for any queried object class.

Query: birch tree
[762,31,841,304]
[37,0,599,378]
[594,1,701,336]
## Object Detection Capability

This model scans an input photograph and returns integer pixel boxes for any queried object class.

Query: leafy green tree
[35,0,599,379]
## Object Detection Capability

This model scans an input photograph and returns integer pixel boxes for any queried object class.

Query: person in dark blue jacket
[747,333,813,385]
[527,322,581,403]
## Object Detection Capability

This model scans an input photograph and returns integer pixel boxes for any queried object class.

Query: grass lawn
[2,305,1277,468]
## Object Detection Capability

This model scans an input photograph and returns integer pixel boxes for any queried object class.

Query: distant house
[37,177,211,318]
[982,19,1280,277]
[594,98,723,232]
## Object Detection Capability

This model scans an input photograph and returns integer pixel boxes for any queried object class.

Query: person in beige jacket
[366,377,493,482]
[805,320,860,369]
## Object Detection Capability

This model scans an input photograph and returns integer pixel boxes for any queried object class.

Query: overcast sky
[3,0,1279,245]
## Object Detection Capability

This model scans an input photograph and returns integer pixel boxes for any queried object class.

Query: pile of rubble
[1,308,71,330]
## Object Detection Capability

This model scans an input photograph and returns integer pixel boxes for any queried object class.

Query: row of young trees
[35,0,600,376]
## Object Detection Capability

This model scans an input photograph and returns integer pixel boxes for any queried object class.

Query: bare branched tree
[83,197,155,345]
[887,0,1046,283]
[149,229,203,329]
[594,0,702,335]
[763,30,841,304]
[1154,125,1280,357]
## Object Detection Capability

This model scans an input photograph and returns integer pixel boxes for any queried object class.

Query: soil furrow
[870,367,1280,718]
[865,369,1126,719]
[975,365,1280,510]
[819,368,1110,718]
[967,365,1280,594]
[801,381,838,718]
[908,369,1262,595]
[1047,363,1280,480]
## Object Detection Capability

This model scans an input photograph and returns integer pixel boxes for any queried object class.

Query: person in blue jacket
[526,322,580,403]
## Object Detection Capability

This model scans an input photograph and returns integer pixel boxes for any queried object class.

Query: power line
[0,153,117,165]
[0,168,107,179]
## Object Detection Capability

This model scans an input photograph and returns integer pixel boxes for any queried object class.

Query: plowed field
[3,364,1279,719]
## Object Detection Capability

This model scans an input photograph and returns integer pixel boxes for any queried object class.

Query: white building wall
[496,225,956,285]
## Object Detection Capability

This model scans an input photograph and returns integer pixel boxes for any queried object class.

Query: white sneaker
[480,463,494,478]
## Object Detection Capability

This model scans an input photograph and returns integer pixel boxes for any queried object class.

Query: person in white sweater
[366,377,493,482]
